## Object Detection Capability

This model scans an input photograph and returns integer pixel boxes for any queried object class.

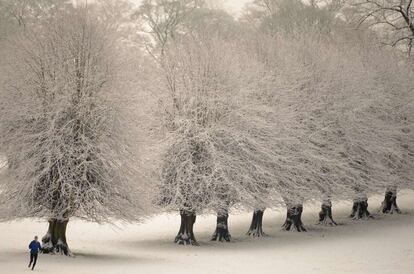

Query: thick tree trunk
[318,199,337,226]
[175,210,198,245]
[350,194,372,220]
[41,219,71,255]
[247,209,266,237]
[381,187,401,214]
[211,210,231,242]
[282,204,306,232]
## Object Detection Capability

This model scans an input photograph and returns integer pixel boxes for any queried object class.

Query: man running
[28,236,42,270]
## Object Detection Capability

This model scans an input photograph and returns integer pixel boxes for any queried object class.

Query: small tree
[0,5,146,255]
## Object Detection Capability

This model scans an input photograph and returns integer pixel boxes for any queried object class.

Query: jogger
[28,236,42,270]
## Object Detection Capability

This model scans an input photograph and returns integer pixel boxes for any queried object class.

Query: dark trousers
[29,252,38,269]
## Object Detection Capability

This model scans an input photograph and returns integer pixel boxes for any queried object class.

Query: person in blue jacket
[28,236,42,270]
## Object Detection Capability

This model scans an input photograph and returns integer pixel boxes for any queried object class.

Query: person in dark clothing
[28,236,42,270]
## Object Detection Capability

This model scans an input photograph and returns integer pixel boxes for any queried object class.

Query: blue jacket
[29,240,42,254]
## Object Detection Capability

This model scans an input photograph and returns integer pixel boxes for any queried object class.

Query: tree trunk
[282,204,306,232]
[211,210,231,242]
[41,219,71,256]
[247,209,266,237]
[318,199,337,226]
[175,210,198,245]
[381,186,401,214]
[350,194,372,220]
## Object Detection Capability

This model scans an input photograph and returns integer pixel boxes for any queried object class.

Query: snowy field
[1,191,413,274]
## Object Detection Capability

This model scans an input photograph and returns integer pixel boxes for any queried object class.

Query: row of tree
[0,0,413,253]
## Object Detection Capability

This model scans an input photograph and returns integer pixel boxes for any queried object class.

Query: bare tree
[0,0,69,29]
[134,0,202,56]
[350,0,414,56]
[242,0,340,36]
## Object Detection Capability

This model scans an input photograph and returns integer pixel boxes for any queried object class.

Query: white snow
[1,191,413,274]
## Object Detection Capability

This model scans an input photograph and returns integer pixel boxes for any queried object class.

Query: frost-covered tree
[135,0,413,242]
[349,0,414,56]
[0,5,146,255]
[371,49,414,215]
[142,26,285,244]
[134,0,203,56]
[240,0,333,232]
[0,0,69,34]
[241,5,413,227]
[136,2,274,243]
[243,0,339,36]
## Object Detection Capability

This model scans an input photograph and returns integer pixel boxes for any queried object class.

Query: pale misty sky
[130,0,253,16]
[218,0,252,15]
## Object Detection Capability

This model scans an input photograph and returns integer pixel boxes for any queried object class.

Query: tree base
[175,210,198,246]
[318,200,337,226]
[381,188,401,214]
[282,204,306,232]
[350,196,372,220]
[247,209,267,237]
[41,219,71,256]
[211,212,231,242]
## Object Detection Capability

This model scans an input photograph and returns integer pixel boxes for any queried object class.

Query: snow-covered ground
[1,191,413,274]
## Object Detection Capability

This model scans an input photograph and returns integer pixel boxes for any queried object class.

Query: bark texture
[381,187,401,214]
[318,199,337,226]
[282,204,307,232]
[211,210,231,242]
[41,219,71,255]
[175,210,198,245]
[247,209,266,237]
[350,194,372,220]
